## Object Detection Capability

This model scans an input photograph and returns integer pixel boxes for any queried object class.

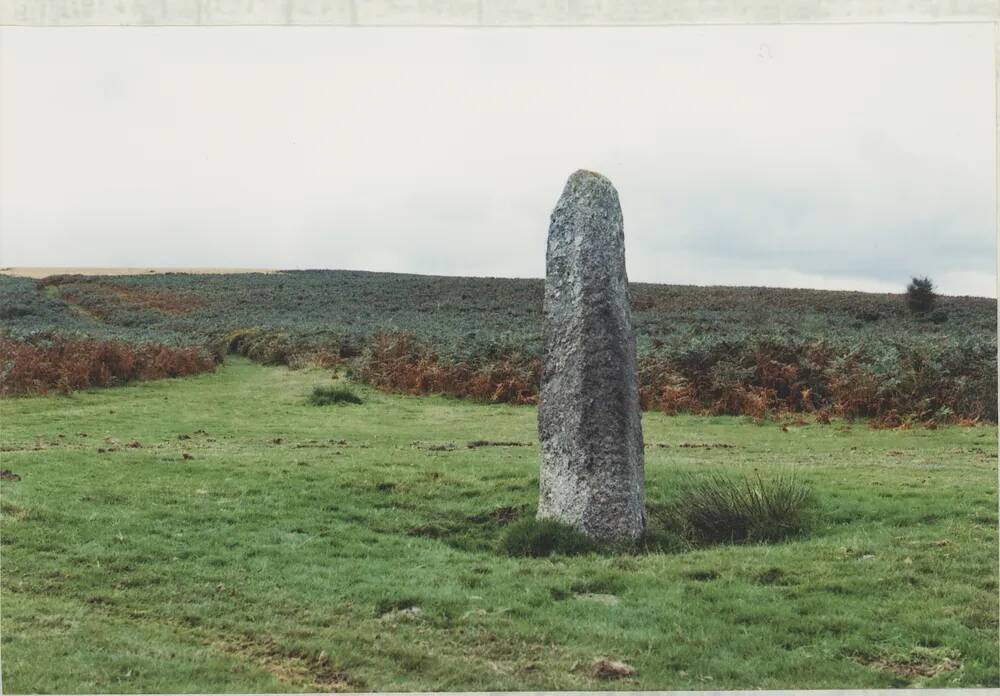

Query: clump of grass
[499,517,597,557]
[308,385,362,406]
[655,472,812,547]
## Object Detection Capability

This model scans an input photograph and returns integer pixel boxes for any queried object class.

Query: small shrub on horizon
[308,384,363,406]
[906,277,936,314]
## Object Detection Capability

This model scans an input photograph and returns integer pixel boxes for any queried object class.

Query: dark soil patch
[1,470,21,482]
[678,442,736,449]
[465,440,532,448]
[411,441,457,452]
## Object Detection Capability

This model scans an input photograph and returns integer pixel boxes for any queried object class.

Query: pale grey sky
[0,24,995,296]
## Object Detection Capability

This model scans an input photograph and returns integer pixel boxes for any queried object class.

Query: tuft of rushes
[309,384,363,406]
[656,472,812,546]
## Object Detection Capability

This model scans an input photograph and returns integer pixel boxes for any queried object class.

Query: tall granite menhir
[537,170,645,543]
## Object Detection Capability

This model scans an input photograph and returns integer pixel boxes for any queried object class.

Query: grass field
[1,358,997,692]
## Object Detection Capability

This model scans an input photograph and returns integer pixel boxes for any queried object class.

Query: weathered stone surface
[537,170,645,543]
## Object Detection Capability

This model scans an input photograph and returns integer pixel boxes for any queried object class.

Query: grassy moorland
[1,359,996,692]
[0,271,996,420]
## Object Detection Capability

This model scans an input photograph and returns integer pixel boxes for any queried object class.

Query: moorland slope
[1,270,995,421]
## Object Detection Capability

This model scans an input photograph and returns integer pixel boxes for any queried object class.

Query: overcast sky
[0,24,995,296]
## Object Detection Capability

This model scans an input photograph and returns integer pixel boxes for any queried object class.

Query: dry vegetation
[0,337,219,396]
[1,270,995,423]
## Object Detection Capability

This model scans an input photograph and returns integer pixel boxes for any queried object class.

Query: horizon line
[1,266,995,300]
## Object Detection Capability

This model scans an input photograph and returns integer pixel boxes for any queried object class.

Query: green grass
[499,518,598,557]
[1,358,997,691]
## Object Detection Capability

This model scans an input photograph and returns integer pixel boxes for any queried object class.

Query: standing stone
[537,170,645,543]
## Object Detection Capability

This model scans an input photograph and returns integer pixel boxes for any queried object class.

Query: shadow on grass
[404,472,815,557]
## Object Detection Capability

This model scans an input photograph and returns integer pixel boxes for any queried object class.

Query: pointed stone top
[565,169,615,190]
[549,169,622,231]
[569,168,609,182]
[557,170,621,214]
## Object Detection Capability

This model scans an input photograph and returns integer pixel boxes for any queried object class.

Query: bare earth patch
[855,648,962,680]
[210,633,359,691]
[590,658,636,679]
